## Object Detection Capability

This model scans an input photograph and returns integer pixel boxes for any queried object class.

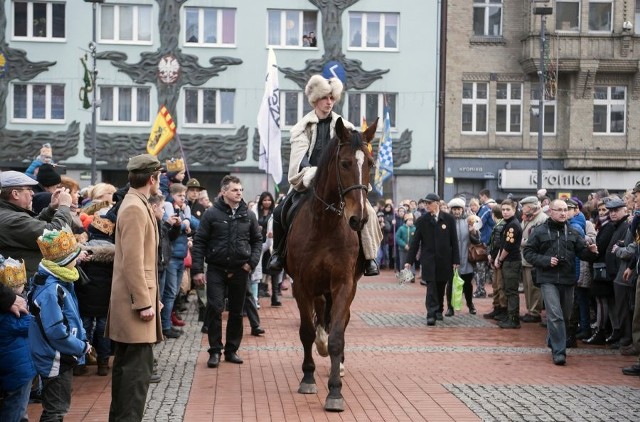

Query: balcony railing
[521,33,639,73]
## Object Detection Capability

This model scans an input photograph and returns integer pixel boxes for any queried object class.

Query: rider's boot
[364,259,380,276]
[268,210,286,272]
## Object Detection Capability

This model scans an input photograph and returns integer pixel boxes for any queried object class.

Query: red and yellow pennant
[147,106,176,155]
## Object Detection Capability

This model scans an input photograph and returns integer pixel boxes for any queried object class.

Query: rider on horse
[269,75,382,276]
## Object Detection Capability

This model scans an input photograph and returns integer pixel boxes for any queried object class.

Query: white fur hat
[305,75,343,106]
[448,197,466,209]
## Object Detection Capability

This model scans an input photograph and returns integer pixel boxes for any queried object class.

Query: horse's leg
[297,296,317,394]
[324,285,355,412]
[314,296,328,357]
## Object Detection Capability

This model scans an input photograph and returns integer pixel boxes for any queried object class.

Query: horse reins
[314,140,368,216]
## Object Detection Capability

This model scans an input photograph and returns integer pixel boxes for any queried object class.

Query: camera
[555,254,566,263]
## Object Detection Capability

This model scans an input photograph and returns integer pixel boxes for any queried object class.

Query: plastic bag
[451,269,464,311]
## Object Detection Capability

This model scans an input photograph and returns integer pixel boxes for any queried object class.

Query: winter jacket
[191,197,262,274]
[0,199,73,275]
[0,311,36,391]
[162,202,199,259]
[478,200,496,244]
[605,219,629,280]
[521,210,548,267]
[453,212,481,275]
[395,224,416,250]
[76,241,115,318]
[158,219,181,274]
[523,219,598,286]
[614,228,637,286]
[28,269,89,377]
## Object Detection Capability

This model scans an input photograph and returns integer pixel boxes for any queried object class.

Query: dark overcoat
[406,212,460,282]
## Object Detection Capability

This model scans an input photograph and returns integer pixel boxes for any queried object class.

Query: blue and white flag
[374,108,393,195]
[257,48,282,184]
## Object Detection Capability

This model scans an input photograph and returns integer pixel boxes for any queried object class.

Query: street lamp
[532,3,552,190]
[84,0,104,184]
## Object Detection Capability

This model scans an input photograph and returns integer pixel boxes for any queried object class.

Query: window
[12,83,64,122]
[185,7,235,46]
[556,0,580,31]
[99,86,150,124]
[473,0,502,36]
[267,10,317,48]
[461,82,487,133]
[588,0,613,32]
[529,89,556,135]
[593,86,626,134]
[347,93,397,129]
[348,12,399,49]
[13,1,65,40]
[184,88,235,126]
[100,4,152,43]
[496,83,522,134]
[280,91,312,128]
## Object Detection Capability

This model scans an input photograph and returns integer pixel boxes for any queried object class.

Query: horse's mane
[314,128,364,189]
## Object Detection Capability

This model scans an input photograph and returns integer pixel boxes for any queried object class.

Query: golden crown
[37,226,80,265]
[91,213,115,236]
[0,258,27,288]
[166,158,185,173]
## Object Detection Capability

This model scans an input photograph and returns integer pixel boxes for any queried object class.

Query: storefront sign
[499,169,640,190]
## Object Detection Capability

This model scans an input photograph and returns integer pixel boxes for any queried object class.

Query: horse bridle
[314,141,368,216]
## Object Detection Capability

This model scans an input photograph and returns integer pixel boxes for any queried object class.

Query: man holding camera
[523,199,598,365]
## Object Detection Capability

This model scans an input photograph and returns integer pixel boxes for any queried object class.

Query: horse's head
[314,117,378,231]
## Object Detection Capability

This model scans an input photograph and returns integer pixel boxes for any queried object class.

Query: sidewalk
[28,271,640,421]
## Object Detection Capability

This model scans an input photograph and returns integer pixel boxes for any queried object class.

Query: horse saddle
[281,189,306,231]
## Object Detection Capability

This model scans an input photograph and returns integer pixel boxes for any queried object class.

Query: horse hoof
[298,383,317,394]
[324,397,344,412]
[340,362,345,377]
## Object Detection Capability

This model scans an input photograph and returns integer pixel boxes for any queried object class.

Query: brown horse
[285,117,378,412]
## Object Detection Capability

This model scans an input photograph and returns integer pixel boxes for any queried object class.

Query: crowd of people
[2,73,640,421]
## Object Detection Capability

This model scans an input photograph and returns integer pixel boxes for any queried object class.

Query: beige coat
[106,189,163,344]
[288,110,355,191]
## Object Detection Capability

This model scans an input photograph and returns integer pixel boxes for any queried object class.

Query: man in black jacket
[192,176,262,368]
[524,199,598,365]
[405,193,460,326]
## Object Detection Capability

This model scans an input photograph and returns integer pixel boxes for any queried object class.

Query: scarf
[40,259,79,283]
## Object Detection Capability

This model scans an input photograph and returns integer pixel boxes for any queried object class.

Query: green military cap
[126,154,163,173]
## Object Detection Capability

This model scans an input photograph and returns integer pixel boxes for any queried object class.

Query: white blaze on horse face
[355,150,365,209]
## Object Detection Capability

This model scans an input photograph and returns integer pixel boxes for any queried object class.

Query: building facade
[0,0,439,202]
[443,0,640,201]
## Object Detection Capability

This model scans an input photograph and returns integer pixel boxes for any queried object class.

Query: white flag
[257,48,282,184]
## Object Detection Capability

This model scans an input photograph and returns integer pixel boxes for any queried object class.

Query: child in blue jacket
[0,256,36,422]
[28,228,92,420]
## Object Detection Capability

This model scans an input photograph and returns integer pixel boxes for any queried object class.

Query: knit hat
[448,197,465,209]
[0,255,27,288]
[305,75,343,106]
[37,226,81,266]
[37,164,61,187]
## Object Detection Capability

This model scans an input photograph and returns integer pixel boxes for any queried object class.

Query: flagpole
[174,132,190,180]
[266,101,271,193]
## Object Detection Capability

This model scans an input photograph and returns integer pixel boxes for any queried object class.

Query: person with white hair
[519,196,548,323]
[269,75,382,276]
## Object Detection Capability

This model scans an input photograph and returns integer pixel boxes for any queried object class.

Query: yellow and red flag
[147,106,176,155]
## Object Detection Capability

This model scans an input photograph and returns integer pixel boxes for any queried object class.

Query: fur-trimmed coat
[77,241,115,318]
[288,111,355,191]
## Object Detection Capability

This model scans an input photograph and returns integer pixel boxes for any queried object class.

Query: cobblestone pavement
[27,271,640,421]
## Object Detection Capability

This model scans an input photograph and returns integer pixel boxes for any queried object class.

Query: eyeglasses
[550,208,569,213]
